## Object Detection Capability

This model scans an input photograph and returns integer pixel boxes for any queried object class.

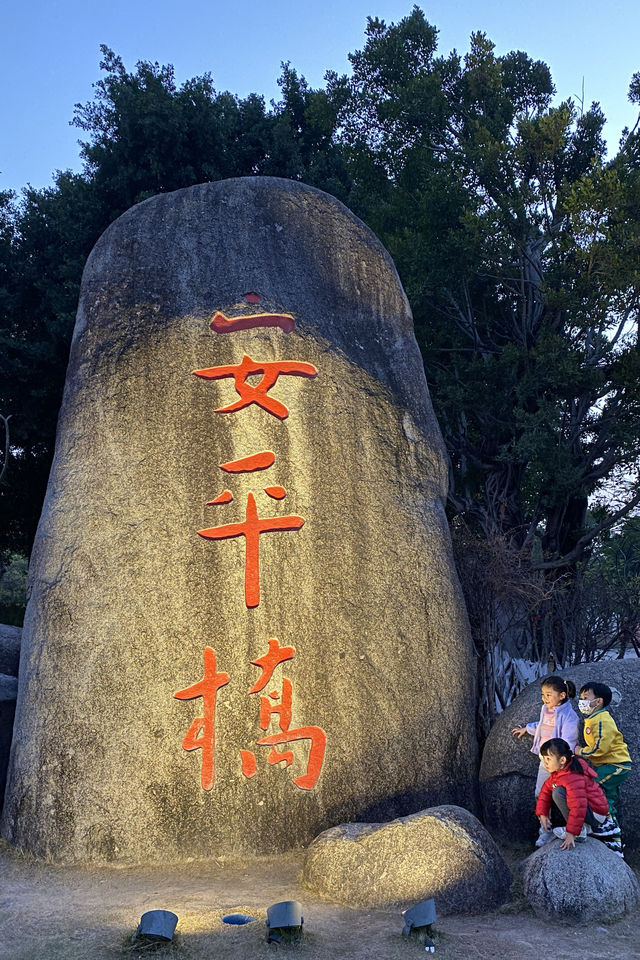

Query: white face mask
[578,698,593,715]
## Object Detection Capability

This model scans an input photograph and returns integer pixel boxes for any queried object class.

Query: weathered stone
[0,624,21,677]
[2,178,477,863]
[0,674,18,812]
[521,837,640,922]
[303,804,512,913]
[480,660,640,847]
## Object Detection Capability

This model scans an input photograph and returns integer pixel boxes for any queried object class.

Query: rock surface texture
[303,804,511,912]
[521,837,640,922]
[0,674,18,811]
[2,178,477,863]
[0,624,21,676]
[480,659,640,847]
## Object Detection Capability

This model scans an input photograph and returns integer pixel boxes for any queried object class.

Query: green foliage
[333,8,640,573]
[0,552,27,625]
[0,48,349,554]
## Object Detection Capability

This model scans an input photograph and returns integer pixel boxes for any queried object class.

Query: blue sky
[2,0,639,192]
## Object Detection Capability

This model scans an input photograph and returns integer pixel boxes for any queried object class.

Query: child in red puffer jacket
[536,737,613,851]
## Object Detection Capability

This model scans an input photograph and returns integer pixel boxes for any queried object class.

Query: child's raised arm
[511,720,539,739]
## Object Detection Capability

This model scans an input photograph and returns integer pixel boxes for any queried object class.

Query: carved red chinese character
[209,310,295,334]
[257,726,326,789]
[193,354,318,420]
[242,639,326,790]
[173,647,230,791]
[198,492,304,608]
[249,637,295,693]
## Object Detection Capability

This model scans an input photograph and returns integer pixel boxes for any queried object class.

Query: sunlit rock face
[2,178,477,863]
[303,805,512,912]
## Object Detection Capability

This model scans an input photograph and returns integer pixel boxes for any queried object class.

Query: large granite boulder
[303,805,511,913]
[480,659,640,847]
[522,837,640,922]
[0,625,21,677]
[2,178,477,863]
[0,674,18,811]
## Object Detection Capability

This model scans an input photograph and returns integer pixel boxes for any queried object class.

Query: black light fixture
[133,909,179,943]
[265,900,304,944]
[401,899,436,952]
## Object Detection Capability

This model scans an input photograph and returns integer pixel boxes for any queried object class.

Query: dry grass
[1,841,639,960]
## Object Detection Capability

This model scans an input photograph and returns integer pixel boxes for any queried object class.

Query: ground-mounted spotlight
[401,899,436,952]
[133,909,179,944]
[265,900,304,944]
[222,913,256,925]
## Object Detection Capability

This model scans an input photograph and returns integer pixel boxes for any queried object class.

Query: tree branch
[533,488,640,571]
[0,414,11,485]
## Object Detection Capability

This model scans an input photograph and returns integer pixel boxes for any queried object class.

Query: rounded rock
[2,178,478,863]
[522,837,640,922]
[303,804,512,913]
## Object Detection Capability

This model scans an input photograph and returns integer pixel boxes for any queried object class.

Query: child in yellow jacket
[575,681,632,857]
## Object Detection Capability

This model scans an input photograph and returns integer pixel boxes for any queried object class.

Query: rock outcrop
[0,674,18,811]
[0,624,21,677]
[303,805,512,913]
[2,178,477,863]
[522,837,640,922]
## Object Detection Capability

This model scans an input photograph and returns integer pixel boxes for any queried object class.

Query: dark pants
[551,786,599,831]
[595,763,631,824]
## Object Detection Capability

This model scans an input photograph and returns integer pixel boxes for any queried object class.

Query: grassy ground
[1,840,639,960]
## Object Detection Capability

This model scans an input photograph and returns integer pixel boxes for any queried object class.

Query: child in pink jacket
[512,675,580,845]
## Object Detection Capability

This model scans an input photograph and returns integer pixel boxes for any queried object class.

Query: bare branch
[533,488,640,571]
[0,414,11,485]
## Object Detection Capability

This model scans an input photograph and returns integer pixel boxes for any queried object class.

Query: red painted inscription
[210,310,295,334]
[193,354,318,420]
[249,636,295,693]
[243,637,326,790]
[219,451,275,473]
[265,485,287,500]
[173,647,230,791]
[198,493,304,608]
[175,639,326,791]
[207,490,233,505]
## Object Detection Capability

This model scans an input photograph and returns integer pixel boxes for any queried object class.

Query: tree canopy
[1,10,639,682]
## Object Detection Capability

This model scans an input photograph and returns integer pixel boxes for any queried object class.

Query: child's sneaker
[603,838,624,858]
[552,826,587,842]
[589,816,619,837]
[535,828,555,847]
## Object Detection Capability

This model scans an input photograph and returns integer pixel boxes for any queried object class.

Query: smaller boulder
[303,804,511,914]
[522,837,640,922]
[0,624,21,677]
[1,674,18,812]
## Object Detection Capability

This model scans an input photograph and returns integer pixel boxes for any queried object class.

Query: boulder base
[522,837,640,922]
[303,804,511,913]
